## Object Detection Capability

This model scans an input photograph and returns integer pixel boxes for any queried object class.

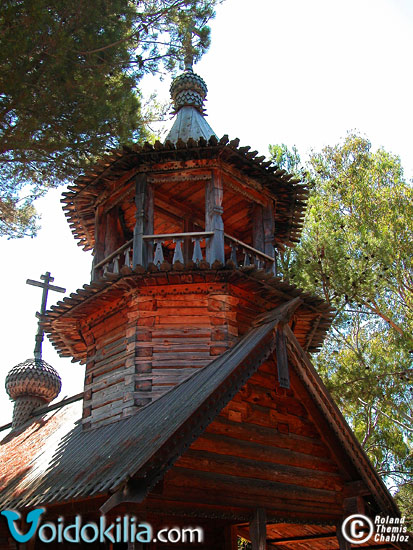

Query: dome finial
[165,29,216,144]
[169,28,209,115]
[5,272,65,430]
[5,359,62,429]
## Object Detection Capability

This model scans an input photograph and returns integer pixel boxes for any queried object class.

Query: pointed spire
[165,36,216,144]
[169,65,208,115]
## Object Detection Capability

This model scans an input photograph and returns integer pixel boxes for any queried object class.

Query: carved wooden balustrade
[92,232,276,280]
[224,234,276,272]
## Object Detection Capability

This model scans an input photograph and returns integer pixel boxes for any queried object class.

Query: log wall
[82,281,256,429]
[163,357,346,522]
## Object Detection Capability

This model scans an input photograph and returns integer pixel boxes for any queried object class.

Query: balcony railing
[92,231,275,280]
[224,234,275,271]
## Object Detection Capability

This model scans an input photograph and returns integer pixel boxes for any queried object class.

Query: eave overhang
[61,135,307,252]
[41,266,334,363]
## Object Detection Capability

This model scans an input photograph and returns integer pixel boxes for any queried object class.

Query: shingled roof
[61,135,308,252]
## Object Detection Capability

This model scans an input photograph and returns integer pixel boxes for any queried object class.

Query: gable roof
[0,299,291,510]
[0,299,399,520]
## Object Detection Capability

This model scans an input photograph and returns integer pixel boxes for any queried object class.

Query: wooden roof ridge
[61,135,307,251]
[0,299,299,510]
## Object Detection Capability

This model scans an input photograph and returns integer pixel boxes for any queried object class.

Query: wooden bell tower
[53,63,319,430]
[2,61,403,550]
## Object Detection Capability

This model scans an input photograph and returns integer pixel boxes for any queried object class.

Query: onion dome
[165,65,217,144]
[170,66,208,114]
[5,358,61,429]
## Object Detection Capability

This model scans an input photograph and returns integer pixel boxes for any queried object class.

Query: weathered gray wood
[205,170,225,265]
[154,241,165,266]
[142,231,213,240]
[252,201,276,273]
[249,508,266,550]
[192,237,204,263]
[93,238,133,270]
[173,238,184,264]
[132,174,154,268]
[336,523,352,550]
[263,201,276,274]
[92,205,106,280]
[183,219,194,263]
[276,326,290,389]
[252,204,265,252]
[229,242,238,266]
[100,478,151,514]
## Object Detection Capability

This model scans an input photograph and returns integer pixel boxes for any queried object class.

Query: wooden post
[224,525,238,550]
[249,508,266,550]
[276,326,290,389]
[106,206,125,255]
[133,174,154,269]
[183,218,194,263]
[344,495,365,515]
[92,205,106,280]
[337,496,367,549]
[205,170,225,265]
[252,201,276,274]
[263,201,276,274]
[336,524,352,550]
[252,204,265,253]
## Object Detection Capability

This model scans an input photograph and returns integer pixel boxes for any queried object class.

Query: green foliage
[394,484,413,529]
[0,0,220,238]
[268,143,302,175]
[238,537,251,549]
[269,134,413,493]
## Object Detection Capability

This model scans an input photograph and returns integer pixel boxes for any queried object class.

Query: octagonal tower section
[43,67,332,430]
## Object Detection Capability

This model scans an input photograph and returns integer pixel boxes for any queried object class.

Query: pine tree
[0,0,219,237]
[269,134,413,495]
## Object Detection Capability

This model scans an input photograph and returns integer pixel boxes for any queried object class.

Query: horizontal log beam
[143,231,214,240]
[268,532,335,545]
[166,467,339,504]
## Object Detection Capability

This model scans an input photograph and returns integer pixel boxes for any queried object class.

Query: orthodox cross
[26,272,66,360]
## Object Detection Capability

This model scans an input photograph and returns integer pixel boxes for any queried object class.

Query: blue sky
[1,0,412,423]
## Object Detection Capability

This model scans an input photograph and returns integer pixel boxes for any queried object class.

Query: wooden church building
[0,61,409,550]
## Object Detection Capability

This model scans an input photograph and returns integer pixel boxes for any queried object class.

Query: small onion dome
[5,358,61,403]
[170,67,208,114]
